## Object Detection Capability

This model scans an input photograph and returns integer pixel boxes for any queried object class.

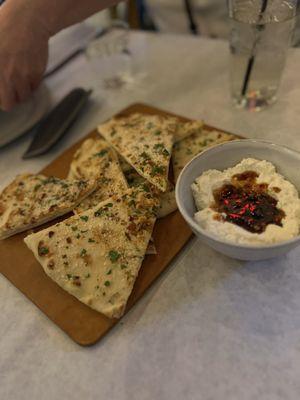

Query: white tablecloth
[1,31,300,400]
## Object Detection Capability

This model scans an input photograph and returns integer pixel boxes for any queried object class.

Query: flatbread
[98,113,174,192]
[173,119,204,143]
[157,181,177,218]
[124,167,177,218]
[68,137,128,213]
[99,115,203,144]
[24,185,160,319]
[173,129,236,181]
[0,174,96,240]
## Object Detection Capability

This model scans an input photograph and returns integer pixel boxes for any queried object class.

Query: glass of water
[228,0,298,111]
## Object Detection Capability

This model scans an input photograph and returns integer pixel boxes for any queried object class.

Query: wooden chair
[109,1,140,29]
[127,0,140,29]
[126,0,199,34]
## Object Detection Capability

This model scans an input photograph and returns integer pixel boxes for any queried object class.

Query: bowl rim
[175,138,300,250]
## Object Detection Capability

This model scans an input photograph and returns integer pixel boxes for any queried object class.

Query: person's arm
[0,0,124,111]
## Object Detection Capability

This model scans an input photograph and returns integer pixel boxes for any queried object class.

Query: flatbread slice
[24,185,160,319]
[173,119,204,143]
[98,113,174,192]
[0,174,97,240]
[173,129,236,181]
[68,137,128,213]
[124,167,177,219]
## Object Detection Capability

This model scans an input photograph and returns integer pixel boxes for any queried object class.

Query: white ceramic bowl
[175,139,300,260]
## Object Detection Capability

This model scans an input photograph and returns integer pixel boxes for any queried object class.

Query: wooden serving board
[0,103,239,346]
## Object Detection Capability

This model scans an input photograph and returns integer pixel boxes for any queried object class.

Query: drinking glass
[86,20,133,90]
[228,0,298,111]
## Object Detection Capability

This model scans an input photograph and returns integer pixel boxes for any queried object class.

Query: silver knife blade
[23,88,92,159]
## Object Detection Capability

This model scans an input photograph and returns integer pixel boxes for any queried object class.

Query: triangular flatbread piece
[0,174,96,240]
[98,113,174,192]
[24,185,160,319]
[68,137,128,213]
[173,129,236,181]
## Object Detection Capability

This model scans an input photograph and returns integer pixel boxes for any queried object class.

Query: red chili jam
[212,170,285,233]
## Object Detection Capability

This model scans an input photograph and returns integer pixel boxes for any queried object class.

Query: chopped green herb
[154,143,164,150]
[142,183,150,192]
[66,274,72,279]
[34,184,41,191]
[39,247,49,255]
[146,122,154,129]
[154,130,161,136]
[162,149,170,156]
[151,165,165,176]
[76,233,81,239]
[71,226,78,231]
[94,208,105,217]
[140,151,149,159]
[106,203,113,208]
[100,177,110,185]
[128,199,136,207]
[80,249,87,257]
[109,250,120,263]
[80,215,89,222]
[106,269,112,275]
[88,238,95,243]
[202,139,212,146]
[104,280,111,287]
[85,273,91,278]
[94,149,108,157]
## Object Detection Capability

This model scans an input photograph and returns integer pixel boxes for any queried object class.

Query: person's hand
[0,8,50,111]
[0,0,123,111]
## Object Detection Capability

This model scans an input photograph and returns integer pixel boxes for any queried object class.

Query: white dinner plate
[0,84,51,148]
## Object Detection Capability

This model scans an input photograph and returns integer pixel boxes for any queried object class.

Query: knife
[23,88,92,159]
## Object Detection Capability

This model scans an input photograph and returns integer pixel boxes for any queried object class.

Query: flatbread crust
[24,185,160,319]
[98,113,174,192]
[0,174,96,240]
[172,129,236,181]
[68,137,128,213]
